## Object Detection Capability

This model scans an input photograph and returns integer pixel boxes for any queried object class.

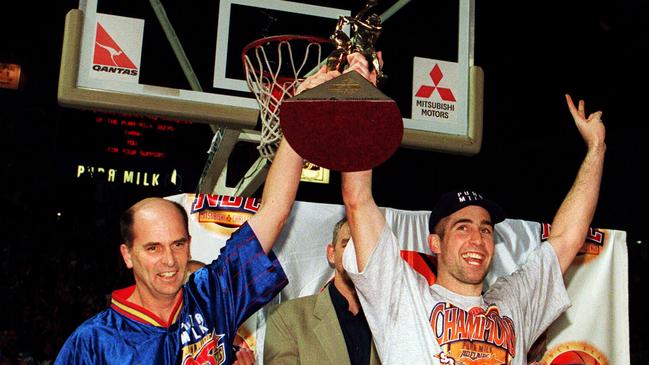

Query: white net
[243,36,330,161]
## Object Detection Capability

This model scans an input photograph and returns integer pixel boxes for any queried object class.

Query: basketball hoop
[242,35,332,161]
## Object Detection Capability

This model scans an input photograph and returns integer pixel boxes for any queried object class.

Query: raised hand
[296,51,383,95]
[565,94,606,151]
[344,51,382,86]
[295,65,341,95]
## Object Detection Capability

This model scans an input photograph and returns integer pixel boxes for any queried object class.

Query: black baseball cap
[428,190,505,233]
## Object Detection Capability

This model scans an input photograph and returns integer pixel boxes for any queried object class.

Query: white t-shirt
[343,223,570,365]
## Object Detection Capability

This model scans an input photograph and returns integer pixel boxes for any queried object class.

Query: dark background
[1,0,647,363]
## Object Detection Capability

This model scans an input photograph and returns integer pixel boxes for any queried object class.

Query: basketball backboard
[58,0,480,194]
[60,0,479,149]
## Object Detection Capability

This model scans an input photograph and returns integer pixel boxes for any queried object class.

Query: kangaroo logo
[93,22,137,69]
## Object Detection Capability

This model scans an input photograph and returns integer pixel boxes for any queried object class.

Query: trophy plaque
[279,0,403,172]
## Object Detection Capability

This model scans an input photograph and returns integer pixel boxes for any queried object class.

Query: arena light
[0,62,22,90]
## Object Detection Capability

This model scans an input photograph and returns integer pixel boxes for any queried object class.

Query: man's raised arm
[336,52,387,272]
[247,62,346,254]
[247,138,304,254]
[549,94,606,273]
[341,170,385,271]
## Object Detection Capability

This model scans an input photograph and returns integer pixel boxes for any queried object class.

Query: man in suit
[263,217,381,365]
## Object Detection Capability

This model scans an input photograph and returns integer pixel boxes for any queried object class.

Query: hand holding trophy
[280,0,403,172]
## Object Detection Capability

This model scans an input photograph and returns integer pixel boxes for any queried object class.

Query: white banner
[166,193,629,365]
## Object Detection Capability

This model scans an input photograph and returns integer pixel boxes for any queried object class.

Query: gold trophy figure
[327,0,384,82]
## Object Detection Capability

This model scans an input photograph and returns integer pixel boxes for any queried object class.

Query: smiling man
[340,94,606,365]
[54,135,306,364]
[426,190,504,296]
[117,198,193,320]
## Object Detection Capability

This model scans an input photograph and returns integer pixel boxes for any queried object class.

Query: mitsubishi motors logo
[415,64,456,102]
[93,22,138,76]
[412,58,459,123]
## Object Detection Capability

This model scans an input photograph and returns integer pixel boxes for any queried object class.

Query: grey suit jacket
[264,286,381,365]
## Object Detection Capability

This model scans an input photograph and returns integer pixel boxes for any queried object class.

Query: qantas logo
[93,22,138,76]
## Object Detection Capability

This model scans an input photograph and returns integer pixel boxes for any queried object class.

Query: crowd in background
[0,191,129,365]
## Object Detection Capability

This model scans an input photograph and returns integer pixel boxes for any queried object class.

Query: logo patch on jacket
[181,331,226,365]
[431,303,516,364]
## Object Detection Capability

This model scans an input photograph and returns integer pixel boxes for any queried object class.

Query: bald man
[55,136,305,365]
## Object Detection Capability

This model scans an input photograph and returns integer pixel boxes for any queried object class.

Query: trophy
[327,0,384,82]
[279,0,403,172]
